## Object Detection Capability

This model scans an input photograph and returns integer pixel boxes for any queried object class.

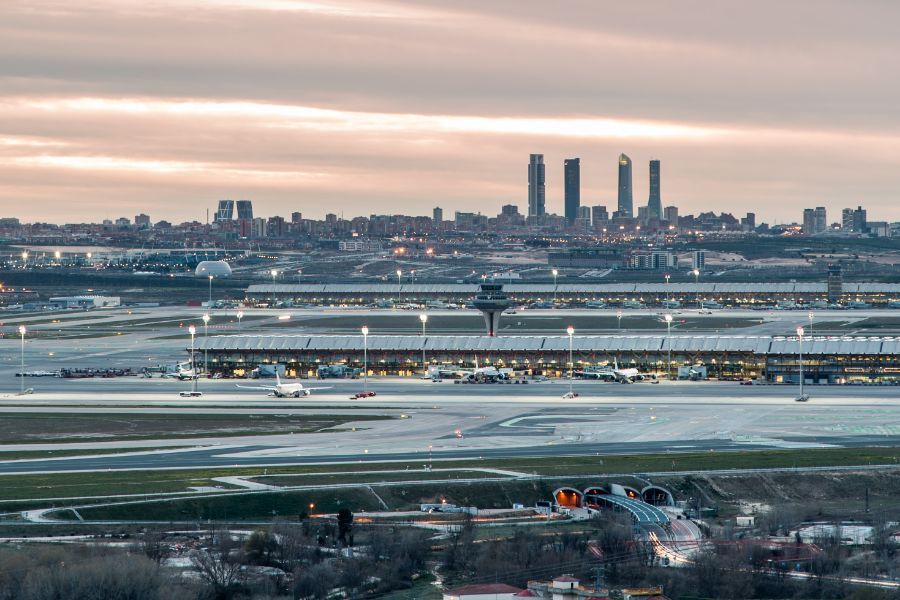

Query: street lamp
[808,311,814,337]
[566,325,575,395]
[664,313,673,381]
[796,326,807,401]
[18,326,26,394]
[236,311,244,327]
[692,269,700,308]
[396,270,402,303]
[419,313,428,373]
[552,269,559,304]
[208,275,214,308]
[270,269,278,305]
[21,251,28,267]
[189,324,197,393]
[665,273,671,302]
[361,325,369,393]
[616,309,623,331]
[202,313,210,377]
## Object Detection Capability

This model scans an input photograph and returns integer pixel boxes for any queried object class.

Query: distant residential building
[647,159,661,220]
[802,208,815,235]
[814,207,827,233]
[617,153,633,218]
[852,206,867,233]
[251,217,266,238]
[741,212,756,232]
[868,221,889,237]
[637,205,649,223]
[528,154,546,217]
[338,240,382,252]
[591,205,609,228]
[433,206,443,223]
[266,216,286,237]
[134,214,151,229]
[291,212,302,224]
[842,208,854,231]
[549,248,622,268]
[663,205,678,225]
[501,204,520,217]
[692,250,706,270]
[630,250,677,270]
[563,158,580,224]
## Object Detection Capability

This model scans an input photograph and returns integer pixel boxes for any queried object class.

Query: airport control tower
[472,282,511,336]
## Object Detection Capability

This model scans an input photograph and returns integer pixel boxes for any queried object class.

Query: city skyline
[3,1,900,223]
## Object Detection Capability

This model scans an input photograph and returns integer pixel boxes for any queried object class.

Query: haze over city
[3,0,900,222]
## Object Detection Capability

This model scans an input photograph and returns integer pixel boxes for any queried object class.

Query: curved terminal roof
[196,334,900,356]
[196,260,233,278]
[246,283,900,295]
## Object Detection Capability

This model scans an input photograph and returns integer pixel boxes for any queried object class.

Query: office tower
[563,158,580,224]
[577,206,591,220]
[647,159,661,219]
[617,154,633,218]
[663,206,678,224]
[841,208,854,231]
[692,250,706,270]
[852,206,867,233]
[592,205,609,225]
[814,207,827,233]
[637,205,649,223]
[236,200,253,220]
[215,200,234,222]
[433,207,443,223]
[528,154,545,217]
[803,208,816,235]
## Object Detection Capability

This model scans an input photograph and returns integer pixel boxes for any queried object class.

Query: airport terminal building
[197,334,900,384]
[245,282,900,307]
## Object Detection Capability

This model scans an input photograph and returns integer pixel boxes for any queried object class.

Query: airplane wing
[303,386,332,391]
[235,384,277,391]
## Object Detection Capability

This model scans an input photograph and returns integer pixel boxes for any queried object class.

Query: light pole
[566,325,574,395]
[808,311,814,337]
[236,310,244,327]
[552,269,558,304]
[616,309,623,331]
[208,275,214,308]
[664,313,673,381]
[189,324,197,393]
[797,326,805,400]
[396,269,402,303]
[202,313,210,377]
[665,273,671,302]
[21,250,28,268]
[362,325,369,393]
[419,313,428,373]
[270,269,278,305]
[18,325,26,394]
[692,269,700,308]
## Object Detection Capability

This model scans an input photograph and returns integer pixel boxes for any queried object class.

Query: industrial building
[196,334,900,384]
[245,282,900,306]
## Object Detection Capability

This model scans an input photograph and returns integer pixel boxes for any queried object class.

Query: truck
[249,364,286,379]
[316,364,362,379]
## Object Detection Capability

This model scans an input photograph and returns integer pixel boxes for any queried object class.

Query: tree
[337,508,353,547]
[192,531,245,599]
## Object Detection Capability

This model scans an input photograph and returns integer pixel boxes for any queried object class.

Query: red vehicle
[350,391,377,399]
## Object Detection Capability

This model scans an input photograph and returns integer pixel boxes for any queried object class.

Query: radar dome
[195,260,232,278]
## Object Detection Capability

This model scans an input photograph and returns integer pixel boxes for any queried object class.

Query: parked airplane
[428,358,512,382]
[236,373,332,398]
[577,359,657,383]
[164,362,199,381]
[585,301,607,309]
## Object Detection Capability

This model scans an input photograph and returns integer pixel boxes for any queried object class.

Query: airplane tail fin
[614,357,619,370]
[276,371,281,385]
[474,355,479,370]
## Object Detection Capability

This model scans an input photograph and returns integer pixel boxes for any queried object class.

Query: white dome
[195,260,233,278]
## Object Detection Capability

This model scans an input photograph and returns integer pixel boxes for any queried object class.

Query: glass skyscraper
[647,159,661,220]
[617,154,633,218]
[564,158,580,224]
[528,154,546,217]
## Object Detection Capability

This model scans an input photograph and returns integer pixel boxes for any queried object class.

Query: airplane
[585,301,607,309]
[661,300,681,309]
[235,372,332,397]
[591,359,658,384]
[164,362,199,381]
[428,358,511,382]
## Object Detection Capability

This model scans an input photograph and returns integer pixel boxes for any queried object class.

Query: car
[740,379,754,385]
[179,391,203,397]
[795,394,810,402]
[561,391,580,399]
[350,391,377,399]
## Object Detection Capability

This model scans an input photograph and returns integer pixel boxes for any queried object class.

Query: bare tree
[191,530,245,599]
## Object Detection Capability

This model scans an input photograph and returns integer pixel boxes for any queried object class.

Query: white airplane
[428,358,511,382]
[235,372,332,397]
[165,362,199,381]
[580,359,657,384]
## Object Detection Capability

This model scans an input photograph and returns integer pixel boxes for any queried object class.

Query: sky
[2,0,900,224]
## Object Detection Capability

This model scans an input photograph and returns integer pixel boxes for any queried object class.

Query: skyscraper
[528,154,545,217]
[803,208,816,235]
[433,207,443,223]
[563,158,580,224]
[617,154,633,218]
[814,207,827,234]
[647,159,661,220]
[852,206,867,233]
[215,200,234,222]
[236,200,254,220]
